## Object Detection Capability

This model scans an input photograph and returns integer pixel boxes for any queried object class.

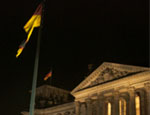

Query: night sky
[0,0,149,114]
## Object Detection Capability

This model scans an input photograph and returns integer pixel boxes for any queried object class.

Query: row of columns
[75,84,150,115]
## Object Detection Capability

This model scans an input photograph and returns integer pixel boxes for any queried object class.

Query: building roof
[34,85,74,109]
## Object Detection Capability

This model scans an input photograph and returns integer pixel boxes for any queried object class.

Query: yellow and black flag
[16,3,42,58]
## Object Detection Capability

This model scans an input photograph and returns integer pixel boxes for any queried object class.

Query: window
[135,94,141,115]
[107,102,111,115]
[119,98,126,115]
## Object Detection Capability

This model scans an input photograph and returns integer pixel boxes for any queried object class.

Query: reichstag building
[21,62,150,115]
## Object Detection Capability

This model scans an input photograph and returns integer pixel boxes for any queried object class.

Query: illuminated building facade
[21,62,150,115]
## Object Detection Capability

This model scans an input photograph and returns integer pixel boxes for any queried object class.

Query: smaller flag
[44,70,52,81]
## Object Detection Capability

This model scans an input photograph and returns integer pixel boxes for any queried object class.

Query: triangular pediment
[71,62,149,94]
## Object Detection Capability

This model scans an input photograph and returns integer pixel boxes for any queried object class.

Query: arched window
[107,102,111,115]
[119,98,126,115]
[135,93,141,115]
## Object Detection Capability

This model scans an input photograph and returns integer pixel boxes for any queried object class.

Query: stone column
[75,101,81,115]
[128,87,136,115]
[98,94,104,115]
[91,95,100,115]
[144,82,150,115]
[95,98,100,115]
[85,99,92,115]
[80,103,86,115]
[138,90,146,115]
[113,91,119,115]
[91,97,100,115]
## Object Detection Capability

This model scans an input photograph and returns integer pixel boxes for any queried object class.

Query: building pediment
[71,62,149,94]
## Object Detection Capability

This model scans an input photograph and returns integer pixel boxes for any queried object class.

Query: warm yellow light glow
[119,98,126,115]
[135,94,140,115]
[107,102,111,115]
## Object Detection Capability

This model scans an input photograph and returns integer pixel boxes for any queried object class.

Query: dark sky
[0,0,149,114]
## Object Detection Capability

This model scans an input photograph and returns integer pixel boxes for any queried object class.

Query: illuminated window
[135,94,141,115]
[107,102,111,115]
[119,98,126,115]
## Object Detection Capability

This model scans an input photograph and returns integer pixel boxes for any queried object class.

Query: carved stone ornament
[89,67,132,87]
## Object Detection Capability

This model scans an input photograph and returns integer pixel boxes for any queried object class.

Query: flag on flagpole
[44,70,52,81]
[16,3,43,58]
[16,40,26,57]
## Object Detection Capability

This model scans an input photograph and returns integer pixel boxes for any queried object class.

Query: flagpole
[29,1,45,115]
